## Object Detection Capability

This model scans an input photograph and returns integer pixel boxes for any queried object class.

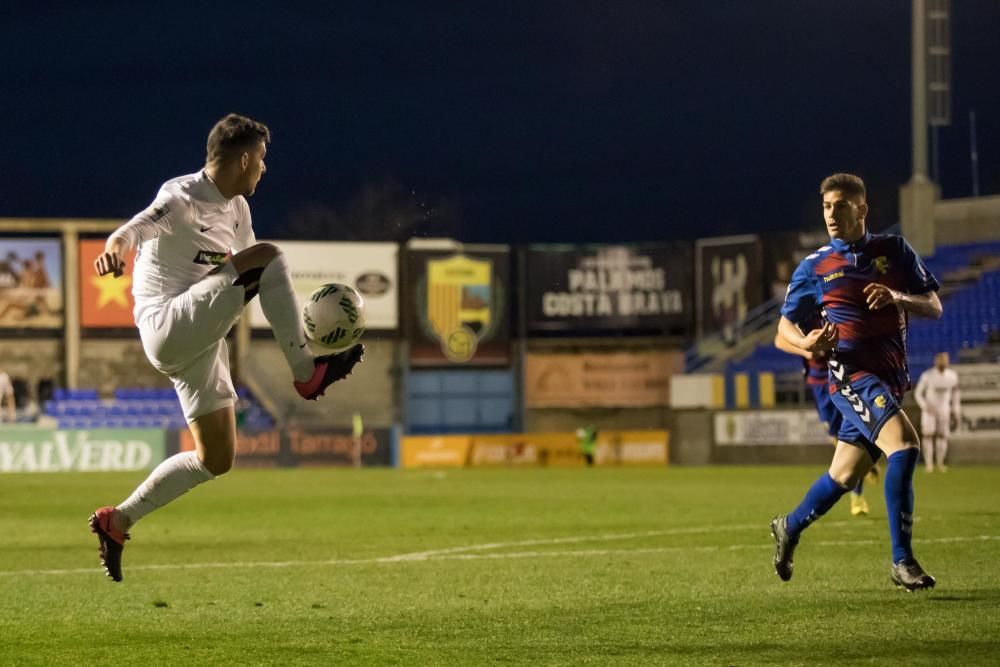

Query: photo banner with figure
[524,244,692,335]
[248,241,398,331]
[0,238,63,329]
[79,239,138,327]
[695,235,763,339]
[761,229,830,303]
[404,245,510,366]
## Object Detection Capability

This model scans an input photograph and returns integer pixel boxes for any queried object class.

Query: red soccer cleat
[89,507,129,582]
[294,344,365,400]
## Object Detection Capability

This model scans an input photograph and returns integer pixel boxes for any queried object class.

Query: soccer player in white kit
[89,114,364,582]
[914,351,961,472]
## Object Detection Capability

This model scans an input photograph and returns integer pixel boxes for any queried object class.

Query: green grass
[1,466,999,665]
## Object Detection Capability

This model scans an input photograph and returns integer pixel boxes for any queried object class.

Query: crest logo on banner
[420,254,500,363]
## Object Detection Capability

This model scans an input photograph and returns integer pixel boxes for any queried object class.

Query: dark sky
[2,1,999,244]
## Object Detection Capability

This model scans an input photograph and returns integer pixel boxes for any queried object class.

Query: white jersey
[111,171,256,323]
[914,367,961,415]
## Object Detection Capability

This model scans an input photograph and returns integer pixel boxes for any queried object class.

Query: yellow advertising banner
[400,435,472,468]
[596,430,669,466]
[79,239,137,327]
[469,433,581,467]
[467,430,669,467]
[524,351,684,408]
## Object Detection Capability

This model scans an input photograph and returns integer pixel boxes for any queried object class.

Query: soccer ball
[302,283,366,351]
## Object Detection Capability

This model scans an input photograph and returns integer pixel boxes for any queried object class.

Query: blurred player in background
[576,424,597,466]
[770,173,942,591]
[352,411,364,468]
[914,352,961,473]
[0,367,15,422]
[89,114,364,582]
[774,322,878,517]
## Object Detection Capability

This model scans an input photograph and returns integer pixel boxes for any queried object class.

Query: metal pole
[62,228,80,389]
[912,0,929,179]
[970,110,980,197]
[931,124,940,185]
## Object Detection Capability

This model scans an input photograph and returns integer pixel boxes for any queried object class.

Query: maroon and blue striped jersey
[781,232,939,398]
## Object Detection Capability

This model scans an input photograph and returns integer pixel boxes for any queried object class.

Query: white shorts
[138,264,246,422]
[921,409,951,437]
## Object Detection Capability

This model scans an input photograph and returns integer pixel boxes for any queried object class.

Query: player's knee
[830,470,860,488]
[250,242,281,266]
[233,242,281,274]
[201,451,234,476]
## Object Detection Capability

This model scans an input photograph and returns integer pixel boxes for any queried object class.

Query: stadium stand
[42,386,275,431]
[723,240,1000,402]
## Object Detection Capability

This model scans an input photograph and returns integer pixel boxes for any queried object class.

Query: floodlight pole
[912,0,929,181]
[900,0,937,256]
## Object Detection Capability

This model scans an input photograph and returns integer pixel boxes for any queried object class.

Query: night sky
[2,2,999,244]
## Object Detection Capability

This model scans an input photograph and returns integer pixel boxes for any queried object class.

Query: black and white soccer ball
[302,283,366,351]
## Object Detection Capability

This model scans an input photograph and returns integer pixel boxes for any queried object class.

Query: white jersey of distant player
[112,171,256,322]
[915,367,960,434]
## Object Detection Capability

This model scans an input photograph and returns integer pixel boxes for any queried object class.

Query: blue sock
[884,448,919,563]
[786,473,849,538]
[853,480,864,496]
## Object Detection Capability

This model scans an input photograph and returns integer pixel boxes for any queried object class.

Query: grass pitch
[1,465,999,665]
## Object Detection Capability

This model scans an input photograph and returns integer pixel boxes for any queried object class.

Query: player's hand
[950,414,959,432]
[863,283,900,310]
[94,251,125,278]
[801,321,838,353]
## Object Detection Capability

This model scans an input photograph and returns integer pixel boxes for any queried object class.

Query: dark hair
[819,173,866,200]
[206,113,270,162]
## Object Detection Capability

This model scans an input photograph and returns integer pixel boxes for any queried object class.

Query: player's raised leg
[230,243,364,400]
[875,412,935,591]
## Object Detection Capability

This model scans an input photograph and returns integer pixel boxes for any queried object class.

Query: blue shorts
[810,383,842,437]
[829,372,899,462]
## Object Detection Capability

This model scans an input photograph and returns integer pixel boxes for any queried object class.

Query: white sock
[259,253,314,382]
[116,451,215,526]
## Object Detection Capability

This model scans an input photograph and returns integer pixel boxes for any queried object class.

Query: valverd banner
[0,428,165,472]
[524,244,692,335]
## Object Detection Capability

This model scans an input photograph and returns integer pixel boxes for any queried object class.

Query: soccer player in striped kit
[774,315,877,517]
[770,173,942,591]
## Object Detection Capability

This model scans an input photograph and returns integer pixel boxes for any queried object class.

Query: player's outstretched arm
[863,284,942,319]
[94,235,130,278]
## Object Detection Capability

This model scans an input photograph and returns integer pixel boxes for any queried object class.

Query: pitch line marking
[0,531,995,578]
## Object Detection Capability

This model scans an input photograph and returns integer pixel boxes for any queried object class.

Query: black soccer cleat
[891,558,936,591]
[770,514,799,582]
[294,344,365,400]
[89,507,129,582]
